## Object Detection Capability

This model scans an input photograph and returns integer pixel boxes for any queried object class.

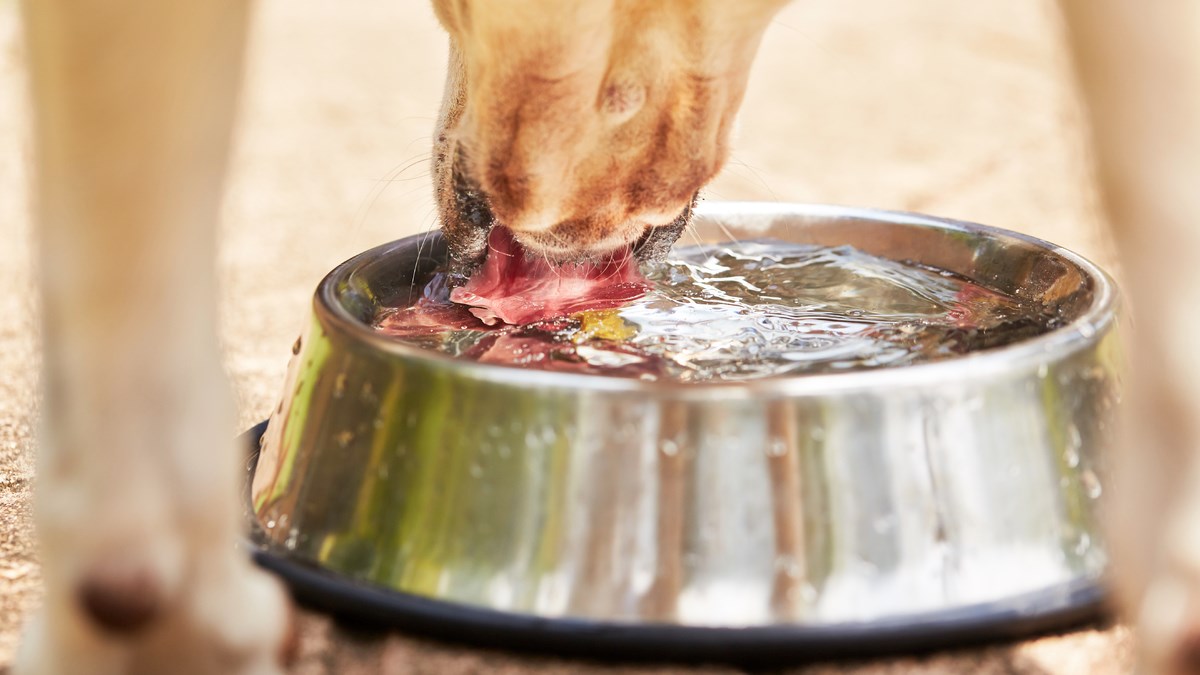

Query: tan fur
[16,0,289,673]
[431,0,788,263]
[1061,2,1200,672]
[13,0,1200,672]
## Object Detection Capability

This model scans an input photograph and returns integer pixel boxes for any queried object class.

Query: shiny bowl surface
[250,202,1119,637]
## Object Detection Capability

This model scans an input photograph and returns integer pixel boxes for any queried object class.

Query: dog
[12,0,1200,673]
[1061,2,1200,673]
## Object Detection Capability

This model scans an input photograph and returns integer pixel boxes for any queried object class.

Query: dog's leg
[16,1,290,674]
[1059,2,1200,672]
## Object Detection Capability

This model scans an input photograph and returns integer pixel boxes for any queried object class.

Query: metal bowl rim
[315,201,1118,397]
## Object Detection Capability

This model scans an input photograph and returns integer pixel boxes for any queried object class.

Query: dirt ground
[0,0,1133,672]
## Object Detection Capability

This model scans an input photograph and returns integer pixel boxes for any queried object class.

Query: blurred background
[0,0,1123,671]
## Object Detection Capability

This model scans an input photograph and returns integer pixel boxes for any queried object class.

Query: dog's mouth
[442,165,693,326]
[447,226,649,326]
[445,166,693,273]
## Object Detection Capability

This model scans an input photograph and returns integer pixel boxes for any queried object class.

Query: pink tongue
[449,227,648,326]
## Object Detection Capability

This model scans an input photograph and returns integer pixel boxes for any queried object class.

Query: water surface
[374,240,1060,381]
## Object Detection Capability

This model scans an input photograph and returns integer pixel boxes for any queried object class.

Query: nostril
[599,80,646,124]
[77,562,164,634]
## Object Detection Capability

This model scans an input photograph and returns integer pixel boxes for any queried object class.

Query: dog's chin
[511,202,696,267]
[631,199,695,263]
[508,228,641,266]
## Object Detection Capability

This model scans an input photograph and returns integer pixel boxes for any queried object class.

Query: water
[374,239,1061,382]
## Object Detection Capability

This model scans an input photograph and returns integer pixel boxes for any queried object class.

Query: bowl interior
[331,203,1103,359]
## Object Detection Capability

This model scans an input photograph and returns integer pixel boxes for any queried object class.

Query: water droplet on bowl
[1064,446,1080,469]
[774,554,804,578]
[1081,469,1103,499]
[1075,532,1091,556]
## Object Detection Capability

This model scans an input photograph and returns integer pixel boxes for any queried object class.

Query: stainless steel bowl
[248,203,1119,658]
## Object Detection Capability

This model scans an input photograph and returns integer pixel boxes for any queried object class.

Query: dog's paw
[179,552,295,673]
[14,553,292,675]
[1139,573,1200,675]
[13,608,122,675]
[1135,493,1200,675]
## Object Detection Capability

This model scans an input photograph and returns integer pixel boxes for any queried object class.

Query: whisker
[351,153,433,231]
[532,230,572,280]
[394,178,438,200]
[399,134,434,156]
[716,220,742,246]
[410,203,441,290]
[381,160,432,183]
[539,244,564,281]
[597,257,625,282]
[686,223,713,257]
[489,240,515,258]
[726,155,781,201]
